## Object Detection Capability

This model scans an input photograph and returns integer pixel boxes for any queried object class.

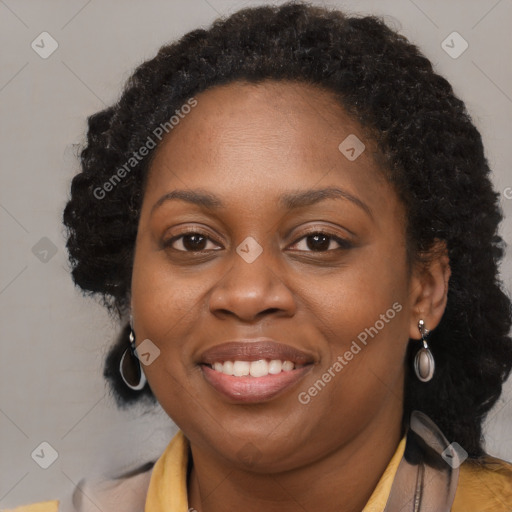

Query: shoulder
[2,462,154,512]
[65,462,154,512]
[452,454,512,511]
[1,501,59,512]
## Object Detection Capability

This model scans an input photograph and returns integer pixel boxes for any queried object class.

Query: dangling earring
[119,315,147,391]
[414,319,435,382]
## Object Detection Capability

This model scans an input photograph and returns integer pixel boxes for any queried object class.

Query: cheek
[302,242,410,400]
[130,252,206,422]
[306,244,409,345]
[293,278,409,447]
[130,240,227,406]
[131,238,211,334]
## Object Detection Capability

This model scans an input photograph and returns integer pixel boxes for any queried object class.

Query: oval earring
[414,319,435,382]
[119,316,147,391]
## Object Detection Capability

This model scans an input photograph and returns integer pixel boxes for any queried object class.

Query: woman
[9,2,512,510]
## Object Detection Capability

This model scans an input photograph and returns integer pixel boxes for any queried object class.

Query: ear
[128,297,134,328]
[408,239,451,340]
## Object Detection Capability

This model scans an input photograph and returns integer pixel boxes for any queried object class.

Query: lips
[199,339,315,403]
[200,339,315,366]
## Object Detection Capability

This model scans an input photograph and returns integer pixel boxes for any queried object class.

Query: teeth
[222,361,234,375]
[282,360,294,372]
[268,359,283,374]
[249,359,268,377]
[233,361,250,376]
[209,359,299,377]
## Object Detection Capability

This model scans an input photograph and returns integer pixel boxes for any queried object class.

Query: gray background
[1,0,511,507]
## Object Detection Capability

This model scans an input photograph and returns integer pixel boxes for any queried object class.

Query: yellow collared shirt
[5,430,512,511]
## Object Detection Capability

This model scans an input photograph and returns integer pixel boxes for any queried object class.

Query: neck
[187,404,403,512]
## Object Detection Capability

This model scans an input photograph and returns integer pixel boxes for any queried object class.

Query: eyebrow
[151,186,372,218]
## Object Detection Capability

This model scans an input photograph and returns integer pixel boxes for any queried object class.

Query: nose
[208,243,296,323]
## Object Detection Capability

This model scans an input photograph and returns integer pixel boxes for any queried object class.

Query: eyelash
[163,229,353,253]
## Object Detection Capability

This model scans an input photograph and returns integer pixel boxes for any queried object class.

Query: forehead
[143,80,395,217]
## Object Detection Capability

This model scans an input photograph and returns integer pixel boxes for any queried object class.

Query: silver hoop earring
[119,317,147,391]
[414,319,435,382]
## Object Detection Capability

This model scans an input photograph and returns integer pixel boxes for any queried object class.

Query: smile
[199,339,315,403]
[207,359,306,377]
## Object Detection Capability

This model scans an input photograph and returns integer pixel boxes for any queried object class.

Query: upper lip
[200,338,315,365]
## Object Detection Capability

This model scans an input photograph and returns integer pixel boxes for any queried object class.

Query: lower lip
[201,364,313,403]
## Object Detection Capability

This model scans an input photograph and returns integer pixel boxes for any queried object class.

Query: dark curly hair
[63,1,512,457]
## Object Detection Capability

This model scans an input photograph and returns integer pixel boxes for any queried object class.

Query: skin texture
[130,81,451,512]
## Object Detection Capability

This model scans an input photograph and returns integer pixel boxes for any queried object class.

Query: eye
[163,229,352,253]
[163,231,222,252]
[289,231,353,252]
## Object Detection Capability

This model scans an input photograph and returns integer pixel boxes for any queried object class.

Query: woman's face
[131,80,420,472]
